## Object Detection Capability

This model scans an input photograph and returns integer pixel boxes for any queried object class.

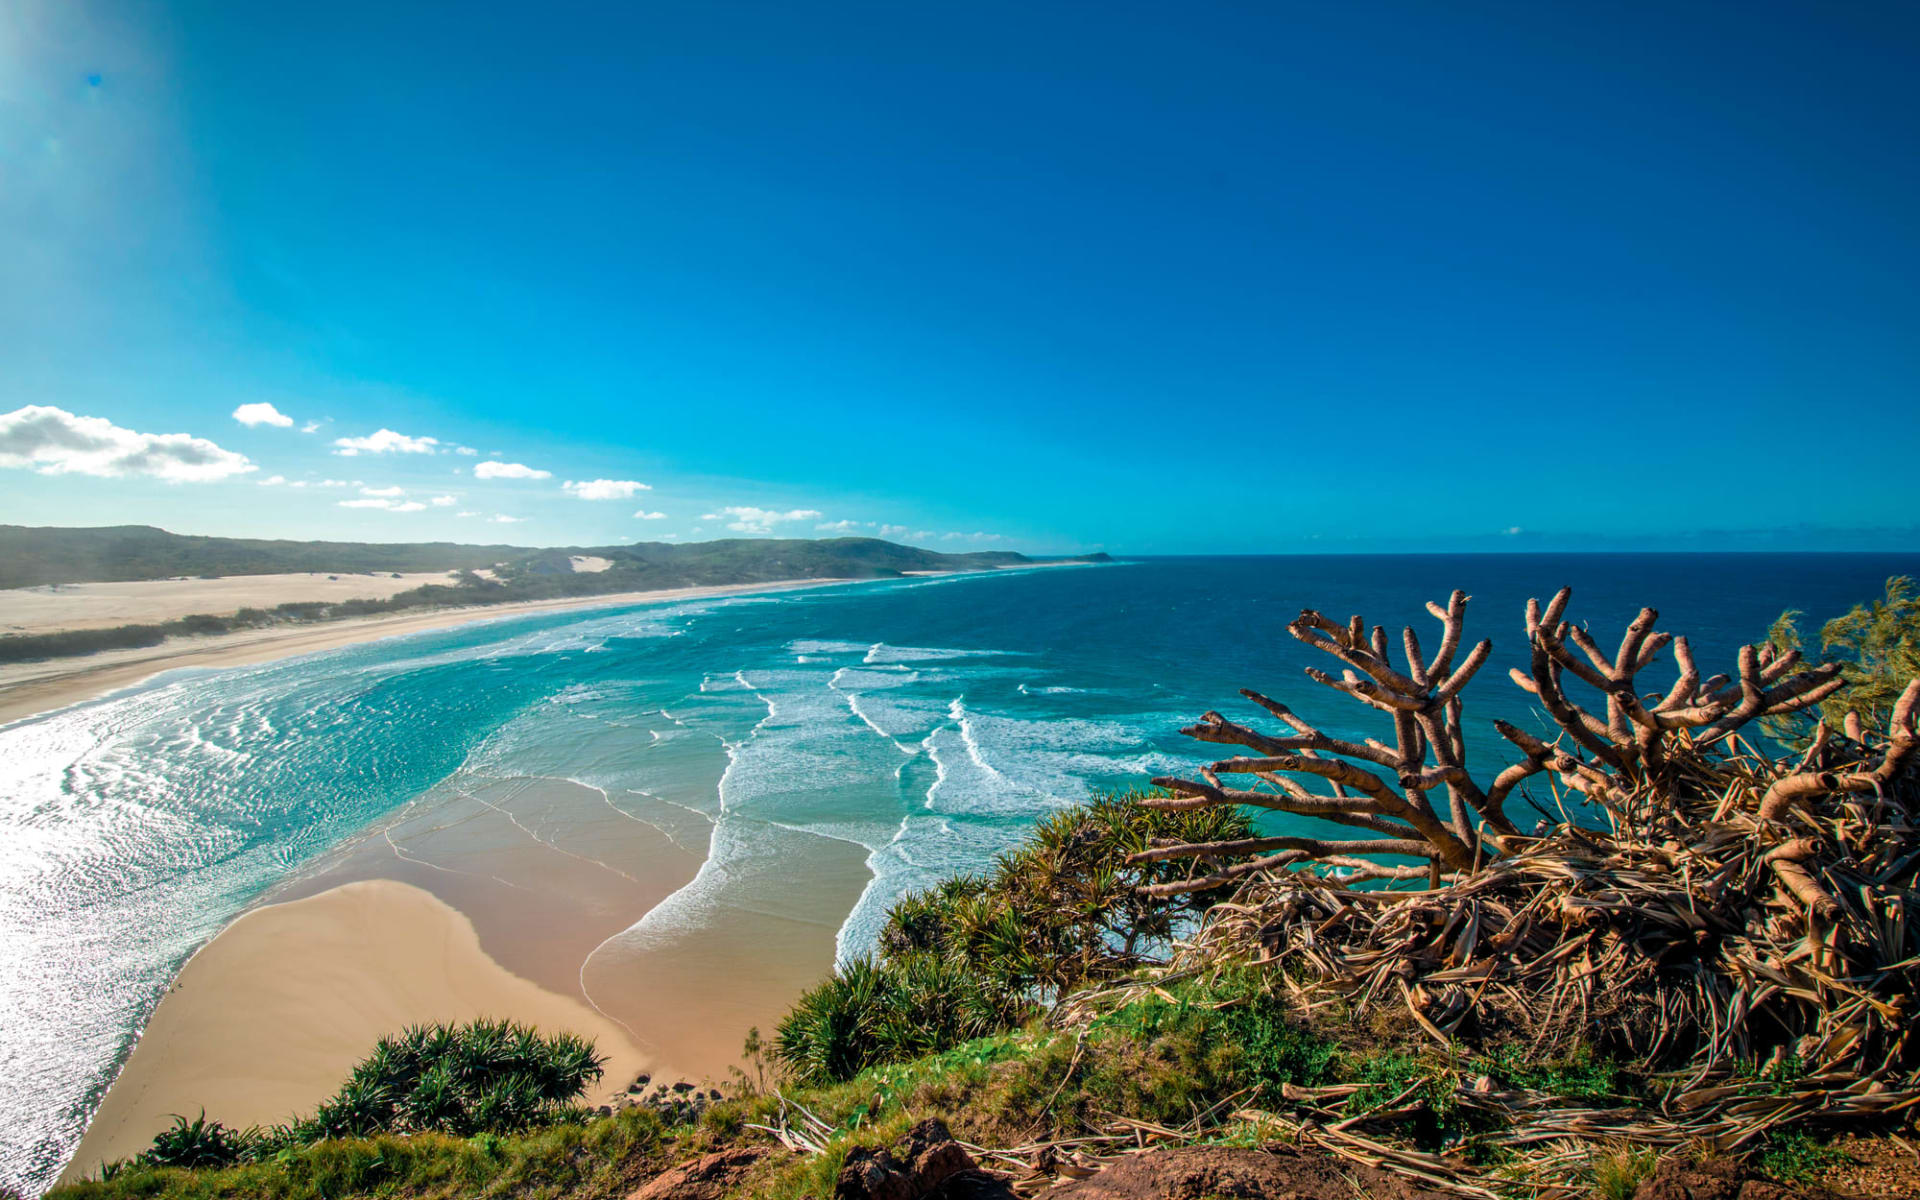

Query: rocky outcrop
[833,1119,1009,1200]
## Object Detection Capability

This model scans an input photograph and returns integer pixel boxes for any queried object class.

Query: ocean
[2,552,1916,1193]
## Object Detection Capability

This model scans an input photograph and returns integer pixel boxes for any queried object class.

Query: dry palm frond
[1121,585,1919,1161]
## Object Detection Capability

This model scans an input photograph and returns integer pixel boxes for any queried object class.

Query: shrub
[138,1112,252,1169]
[1769,575,1920,742]
[297,1019,606,1139]
[115,1018,607,1176]
[775,792,1255,1084]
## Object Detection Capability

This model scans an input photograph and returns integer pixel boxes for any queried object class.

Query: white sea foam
[861,643,1014,665]
[787,639,871,655]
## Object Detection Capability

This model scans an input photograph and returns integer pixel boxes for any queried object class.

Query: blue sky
[2,1,1916,553]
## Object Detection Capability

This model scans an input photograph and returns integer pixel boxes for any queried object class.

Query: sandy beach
[0,577,858,727]
[63,880,655,1181]
[63,782,868,1181]
[27,562,1076,1183]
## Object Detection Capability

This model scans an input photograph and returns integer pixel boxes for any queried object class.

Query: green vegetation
[1757,1129,1847,1184]
[1768,574,1920,740]
[1589,1146,1659,1200]
[773,793,1253,1083]
[0,525,1091,590]
[47,792,1753,1200]
[66,1107,682,1200]
[99,1021,606,1177]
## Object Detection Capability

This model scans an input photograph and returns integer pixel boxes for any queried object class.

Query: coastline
[62,880,657,1182]
[0,577,857,728]
[30,558,1090,1184]
[63,774,871,1182]
[0,562,1086,729]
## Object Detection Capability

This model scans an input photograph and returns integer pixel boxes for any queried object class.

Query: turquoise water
[3,553,1917,1192]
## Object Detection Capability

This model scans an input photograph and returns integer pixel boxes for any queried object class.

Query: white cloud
[1504,525,1524,536]
[258,474,288,486]
[430,494,457,507]
[456,510,481,518]
[316,478,351,488]
[941,531,1003,542]
[701,506,824,534]
[878,524,909,538]
[333,428,439,456]
[0,405,256,482]
[339,496,426,512]
[815,519,865,533]
[359,485,406,497]
[563,478,650,500]
[489,514,526,523]
[474,460,551,480]
[232,402,294,428]
[453,445,478,456]
[633,510,667,520]
[300,421,323,434]
[287,480,308,488]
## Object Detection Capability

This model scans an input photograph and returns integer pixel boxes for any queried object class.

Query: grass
[1757,1129,1847,1184]
[43,967,1776,1200]
[1589,1145,1660,1200]
[61,1108,678,1200]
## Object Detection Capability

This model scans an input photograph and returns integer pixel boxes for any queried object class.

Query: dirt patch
[629,1147,768,1200]
[1049,1145,1453,1200]
[1812,1135,1920,1198]
[1631,1156,1836,1200]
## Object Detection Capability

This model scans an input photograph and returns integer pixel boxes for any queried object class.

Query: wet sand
[66,779,871,1179]
[64,880,652,1181]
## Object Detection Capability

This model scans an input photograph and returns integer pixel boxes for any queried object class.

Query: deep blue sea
[3,553,1916,1192]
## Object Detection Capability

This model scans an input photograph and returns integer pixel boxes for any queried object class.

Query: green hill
[0,525,1097,590]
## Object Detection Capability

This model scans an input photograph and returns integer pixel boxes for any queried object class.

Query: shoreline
[62,880,659,1182]
[0,562,1086,729]
[0,577,859,728]
[63,785,870,1181]
[31,558,1085,1184]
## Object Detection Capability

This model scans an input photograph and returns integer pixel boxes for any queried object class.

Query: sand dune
[0,572,468,634]
[0,578,858,727]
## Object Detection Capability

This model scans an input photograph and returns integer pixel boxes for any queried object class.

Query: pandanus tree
[1130,586,1920,1124]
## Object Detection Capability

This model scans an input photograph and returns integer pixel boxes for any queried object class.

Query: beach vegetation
[1588,1145,1660,1200]
[1756,1128,1847,1184]
[94,1020,608,1180]
[773,791,1254,1083]
[1768,574,1920,743]
[139,1114,255,1171]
